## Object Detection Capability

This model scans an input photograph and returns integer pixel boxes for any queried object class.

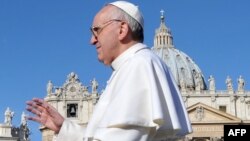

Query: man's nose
[90,35,97,45]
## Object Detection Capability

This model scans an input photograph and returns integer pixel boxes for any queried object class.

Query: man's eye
[93,27,100,32]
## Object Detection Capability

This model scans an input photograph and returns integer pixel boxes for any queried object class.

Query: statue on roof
[4,107,14,126]
[237,75,245,92]
[19,112,30,140]
[55,87,63,96]
[47,80,53,95]
[21,112,27,126]
[67,72,79,83]
[225,76,233,91]
[194,72,203,91]
[208,75,215,91]
[91,78,98,93]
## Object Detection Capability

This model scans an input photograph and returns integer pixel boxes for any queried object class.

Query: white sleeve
[53,119,86,141]
[93,126,153,141]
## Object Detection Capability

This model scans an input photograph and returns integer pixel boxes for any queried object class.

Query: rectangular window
[219,105,227,112]
[67,103,78,118]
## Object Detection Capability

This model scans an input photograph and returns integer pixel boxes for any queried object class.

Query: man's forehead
[93,6,114,24]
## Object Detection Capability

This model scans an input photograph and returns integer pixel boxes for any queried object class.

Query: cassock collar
[111,43,147,71]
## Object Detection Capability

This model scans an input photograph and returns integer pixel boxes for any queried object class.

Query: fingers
[32,98,54,113]
[26,98,47,111]
[26,106,42,124]
[26,98,47,118]
[26,98,49,125]
[26,105,41,116]
[26,115,41,123]
[26,98,57,119]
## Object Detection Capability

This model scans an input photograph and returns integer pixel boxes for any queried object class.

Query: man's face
[90,6,121,65]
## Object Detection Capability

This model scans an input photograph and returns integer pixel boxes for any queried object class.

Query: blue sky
[0,0,249,140]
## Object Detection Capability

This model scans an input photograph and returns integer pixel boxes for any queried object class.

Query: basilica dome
[151,11,207,91]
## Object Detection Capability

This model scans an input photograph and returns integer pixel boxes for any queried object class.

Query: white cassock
[55,43,192,141]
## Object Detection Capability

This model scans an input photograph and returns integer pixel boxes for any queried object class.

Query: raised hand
[26,98,64,133]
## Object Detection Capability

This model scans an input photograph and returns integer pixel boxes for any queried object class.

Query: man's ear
[118,22,129,40]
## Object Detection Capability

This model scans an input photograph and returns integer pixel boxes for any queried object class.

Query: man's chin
[97,58,105,64]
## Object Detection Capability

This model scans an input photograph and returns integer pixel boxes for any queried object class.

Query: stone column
[230,95,236,116]
[211,96,216,108]
[240,96,246,120]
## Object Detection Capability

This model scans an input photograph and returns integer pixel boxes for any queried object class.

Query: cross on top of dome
[160,9,165,23]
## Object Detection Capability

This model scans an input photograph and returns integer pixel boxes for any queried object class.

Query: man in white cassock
[26,1,192,141]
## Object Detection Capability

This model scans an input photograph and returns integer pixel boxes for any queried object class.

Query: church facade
[151,11,250,141]
[40,72,99,141]
[40,12,250,141]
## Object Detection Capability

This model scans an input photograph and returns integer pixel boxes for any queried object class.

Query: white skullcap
[109,1,144,29]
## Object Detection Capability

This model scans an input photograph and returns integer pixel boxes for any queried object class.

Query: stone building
[0,108,30,141]
[41,72,99,141]
[151,11,250,141]
[41,12,250,141]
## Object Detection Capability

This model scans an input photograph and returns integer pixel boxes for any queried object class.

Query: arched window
[163,35,165,44]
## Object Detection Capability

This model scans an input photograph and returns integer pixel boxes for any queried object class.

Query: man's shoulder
[132,48,163,64]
